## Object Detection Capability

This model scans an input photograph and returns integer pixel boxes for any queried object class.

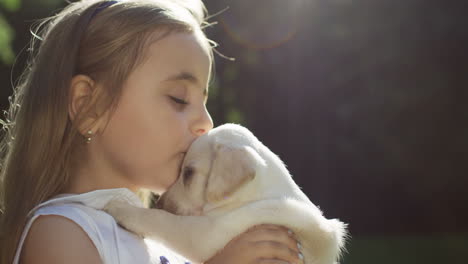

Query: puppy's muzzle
[156,195,204,216]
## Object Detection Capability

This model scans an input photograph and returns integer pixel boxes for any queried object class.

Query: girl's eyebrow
[164,71,208,96]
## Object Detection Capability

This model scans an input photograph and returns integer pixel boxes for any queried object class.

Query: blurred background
[1,0,467,263]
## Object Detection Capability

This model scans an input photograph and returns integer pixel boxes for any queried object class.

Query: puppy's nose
[155,196,179,214]
[154,196,164,209]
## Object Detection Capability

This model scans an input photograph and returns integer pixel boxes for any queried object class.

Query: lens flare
[219,0,304,50]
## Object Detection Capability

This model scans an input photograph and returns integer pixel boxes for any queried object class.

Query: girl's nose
[195,128,206,135]
[193,107,213,137]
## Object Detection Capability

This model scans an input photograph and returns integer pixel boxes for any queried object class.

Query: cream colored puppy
[104,124,347,264]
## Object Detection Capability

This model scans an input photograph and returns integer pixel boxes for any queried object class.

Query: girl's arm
[20,215,101,264]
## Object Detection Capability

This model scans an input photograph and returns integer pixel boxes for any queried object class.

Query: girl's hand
[204,224,304,264]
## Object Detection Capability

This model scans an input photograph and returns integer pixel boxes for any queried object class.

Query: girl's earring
[86,130,93,144]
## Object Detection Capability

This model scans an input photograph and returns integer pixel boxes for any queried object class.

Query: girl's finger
[257,260,291,264]
[253,240,303,264]
[244,226,301,254]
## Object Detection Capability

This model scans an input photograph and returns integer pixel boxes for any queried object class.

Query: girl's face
[96,31,213,193]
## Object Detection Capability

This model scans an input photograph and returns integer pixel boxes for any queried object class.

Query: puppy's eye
[183,166,195,184]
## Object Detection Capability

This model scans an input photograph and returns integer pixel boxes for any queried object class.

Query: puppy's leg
[104,200,168,237]
[104,200,216,263]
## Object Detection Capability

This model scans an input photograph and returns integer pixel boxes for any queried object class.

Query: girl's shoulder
[14,188,153,264]
[19,213,102,264]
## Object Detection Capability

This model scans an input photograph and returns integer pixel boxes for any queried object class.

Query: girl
[0,0,304,263]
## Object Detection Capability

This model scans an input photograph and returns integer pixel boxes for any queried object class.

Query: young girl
[0,0,303,263]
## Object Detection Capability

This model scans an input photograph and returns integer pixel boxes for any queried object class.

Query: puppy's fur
[105,124,347,264]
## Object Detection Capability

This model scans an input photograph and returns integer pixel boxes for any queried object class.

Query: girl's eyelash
[169,96,189,105]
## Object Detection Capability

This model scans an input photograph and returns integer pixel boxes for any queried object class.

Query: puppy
[104,124,347,264]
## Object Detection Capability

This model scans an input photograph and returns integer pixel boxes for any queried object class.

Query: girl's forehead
[147,29,210,55]
[140,31,211,84]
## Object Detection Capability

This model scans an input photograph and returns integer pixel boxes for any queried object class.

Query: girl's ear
[68,74,104,135]
[205,144,265,203]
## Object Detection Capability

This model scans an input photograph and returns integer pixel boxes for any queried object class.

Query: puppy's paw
[103,200,141,233]
[103,199,128,213]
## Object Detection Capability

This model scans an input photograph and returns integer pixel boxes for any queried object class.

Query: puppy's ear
[206,144,265,203]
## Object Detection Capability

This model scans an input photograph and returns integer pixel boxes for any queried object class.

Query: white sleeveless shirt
[13,188,191,264]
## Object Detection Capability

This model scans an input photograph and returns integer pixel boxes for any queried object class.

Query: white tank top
[13,188,191,264]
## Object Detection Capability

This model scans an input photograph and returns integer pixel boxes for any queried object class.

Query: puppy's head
[156,124,266,215]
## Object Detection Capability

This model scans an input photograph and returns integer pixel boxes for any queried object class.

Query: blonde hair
[0,0,214,262]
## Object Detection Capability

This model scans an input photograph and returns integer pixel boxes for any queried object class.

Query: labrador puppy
[104,124,347,264]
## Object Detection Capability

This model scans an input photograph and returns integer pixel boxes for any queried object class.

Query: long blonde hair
[0,0,214,262]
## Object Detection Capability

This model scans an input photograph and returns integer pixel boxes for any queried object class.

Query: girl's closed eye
[168,95,189,107]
